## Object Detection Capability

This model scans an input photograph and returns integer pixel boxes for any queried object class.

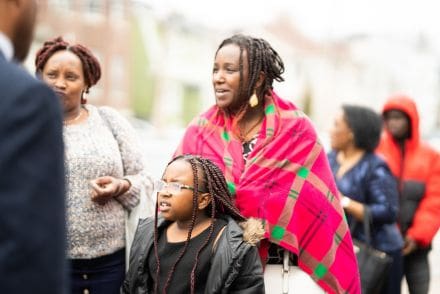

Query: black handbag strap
[362,206,372,246]
[349,205,373,246]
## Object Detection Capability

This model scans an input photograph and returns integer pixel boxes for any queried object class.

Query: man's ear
[0,0,19,31]
[198,193,212,210]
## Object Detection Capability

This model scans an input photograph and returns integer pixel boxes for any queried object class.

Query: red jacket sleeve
[407,150,440,247]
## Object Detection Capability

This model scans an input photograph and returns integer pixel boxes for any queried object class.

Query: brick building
[30,0,133,111]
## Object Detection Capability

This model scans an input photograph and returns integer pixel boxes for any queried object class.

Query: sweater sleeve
[407,150,440,247]
[98,106,154,211]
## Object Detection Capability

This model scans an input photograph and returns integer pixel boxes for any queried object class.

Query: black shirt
[147,218,227,293]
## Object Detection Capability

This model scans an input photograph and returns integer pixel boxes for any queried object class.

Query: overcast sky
[138,0,440,41]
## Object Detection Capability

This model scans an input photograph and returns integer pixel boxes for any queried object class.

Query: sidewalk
[402,232,440,294]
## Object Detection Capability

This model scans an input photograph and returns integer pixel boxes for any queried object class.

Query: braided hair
[34,36,101,93]
[153,155,244,294]
[216,34,285,112]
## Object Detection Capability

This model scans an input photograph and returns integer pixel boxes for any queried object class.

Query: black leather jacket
[121,215,265,294]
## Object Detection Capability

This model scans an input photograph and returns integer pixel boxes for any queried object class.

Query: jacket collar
[0,32,14,61]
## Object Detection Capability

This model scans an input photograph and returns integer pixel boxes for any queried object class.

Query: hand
[341,196,351,209]
[89,176,130,205]
[402,236,418,256]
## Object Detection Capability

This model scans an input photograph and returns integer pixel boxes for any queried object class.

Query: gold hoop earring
[249,91,258,108]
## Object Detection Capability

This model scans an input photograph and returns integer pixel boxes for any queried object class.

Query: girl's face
[157,160,209,223]
[212,43,249,112]
[329,110,354,151]
[41,50,86,115]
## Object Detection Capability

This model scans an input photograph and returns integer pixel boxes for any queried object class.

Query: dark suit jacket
[0,52,67,293]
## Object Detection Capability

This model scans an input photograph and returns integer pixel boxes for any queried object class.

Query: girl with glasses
[122,155,264,294]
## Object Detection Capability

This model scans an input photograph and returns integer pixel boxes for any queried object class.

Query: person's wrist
[114,179,128,197]
[120,179,131,194]
[123,179,131,190]
[341,196,351,208]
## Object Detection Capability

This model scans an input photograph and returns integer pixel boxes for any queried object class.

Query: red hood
[382,94,420,148]
[377,94,420,176]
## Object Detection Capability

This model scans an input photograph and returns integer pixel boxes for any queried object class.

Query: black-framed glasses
[154,180,205,194]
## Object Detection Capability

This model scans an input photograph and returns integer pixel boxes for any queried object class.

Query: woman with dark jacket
[121,155,264,294]
[327,105,403,294]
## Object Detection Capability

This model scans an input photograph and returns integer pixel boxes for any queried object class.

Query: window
[110,55,126,103]
[110,0,125,19]
[85,0,102,14]
[49,0,71,10]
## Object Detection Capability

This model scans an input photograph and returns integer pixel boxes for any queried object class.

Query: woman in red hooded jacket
[376,94,440,294]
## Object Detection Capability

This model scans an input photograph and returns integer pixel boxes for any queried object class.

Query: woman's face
[157,160,200,223]
[329,110,354,151]
[212,44,249,112]
[41,50,86,114]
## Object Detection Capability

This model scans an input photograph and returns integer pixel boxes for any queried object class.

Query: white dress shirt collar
[0,32,14,61]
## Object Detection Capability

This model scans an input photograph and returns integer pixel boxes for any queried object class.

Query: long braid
[160,161,199,294]
[188,158,215,294]
[229,42,247,133]
[197,157,244,221]
[247,38,262,97]
[153,198,161,294]
[189,156,245,293]
[156,155,245,293]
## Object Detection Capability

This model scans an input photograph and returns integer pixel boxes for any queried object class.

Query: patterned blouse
[63,105,152,259]
[242,135,258,163]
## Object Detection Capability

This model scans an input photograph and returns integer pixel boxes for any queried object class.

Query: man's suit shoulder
[0,58,56,108]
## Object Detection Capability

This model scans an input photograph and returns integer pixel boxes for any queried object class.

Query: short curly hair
[34,36,101,92]
[342,105,383,152]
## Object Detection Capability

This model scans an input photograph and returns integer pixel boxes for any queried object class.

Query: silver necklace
[63,109,83,125]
